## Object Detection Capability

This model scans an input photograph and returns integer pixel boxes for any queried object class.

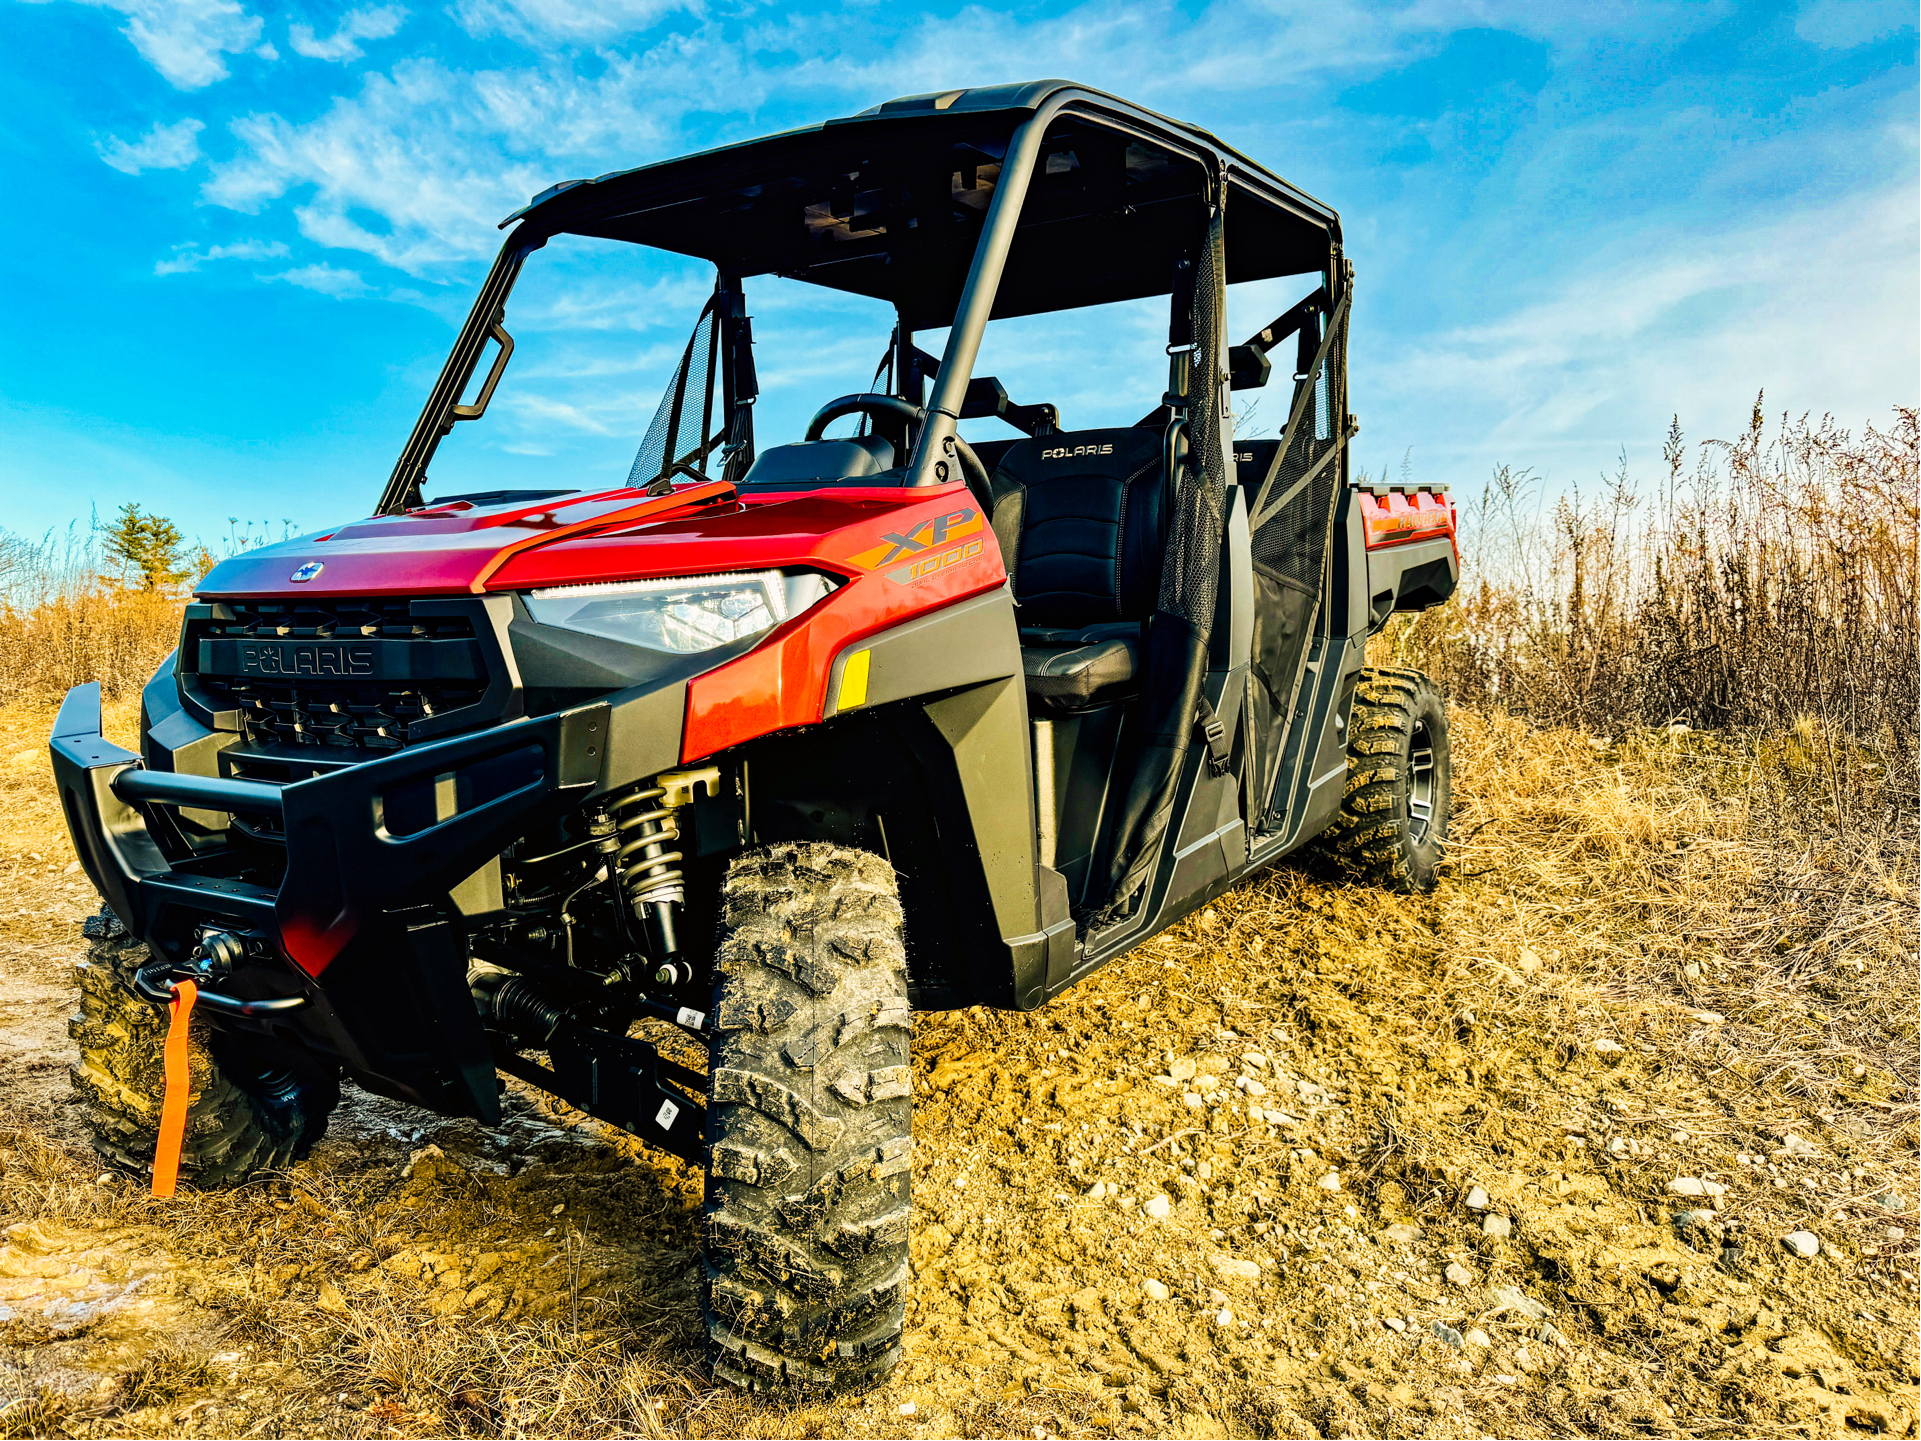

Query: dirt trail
[0,699,1914,1438]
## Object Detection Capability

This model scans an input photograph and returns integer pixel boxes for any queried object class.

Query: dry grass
[109,1346,218,1413]
[0,587,179,707]
[0,527,181,706]
[1376,404,1919,805]
[0,699,1913,1437]
[0,403,1913,1437]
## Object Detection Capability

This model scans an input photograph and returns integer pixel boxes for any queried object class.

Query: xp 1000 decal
[844,506,985,585]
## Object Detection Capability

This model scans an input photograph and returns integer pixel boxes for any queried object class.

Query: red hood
[195,477,1009,767]
[194,480,983,599]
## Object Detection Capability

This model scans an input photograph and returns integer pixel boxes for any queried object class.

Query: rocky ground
[0,698,1914,1439]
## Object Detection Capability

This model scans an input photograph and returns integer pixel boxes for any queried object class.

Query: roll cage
[374,79,1345,519]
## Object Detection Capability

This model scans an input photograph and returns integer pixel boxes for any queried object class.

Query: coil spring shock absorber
[607,767,719,983]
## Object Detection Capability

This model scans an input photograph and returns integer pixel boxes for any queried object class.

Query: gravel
[1482,1214,1513,1238]
[1210,1255,1261,1282]
[1783,1230,1821,1258]
[1383,1222,1424,1244]
[1667,1177,1726,1197]
[1142,1278,1171,1301]
[1488,1284,1554,1320]
[1431,1322,1465,1349]
[1464,1185,1489,1209]
[1316,1171,1342,1192]
[1445,1261,1475,1287]
[1144,1194,1172,1220]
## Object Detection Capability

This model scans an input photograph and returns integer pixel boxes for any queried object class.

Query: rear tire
[1321,667,1451,893]
[69,909,335,1187]
[702,842,912,1394]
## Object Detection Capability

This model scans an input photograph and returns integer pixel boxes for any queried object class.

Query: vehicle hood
[194,480,993,600]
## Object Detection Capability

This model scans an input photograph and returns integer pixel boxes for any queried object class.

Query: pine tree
[99,503,188,591]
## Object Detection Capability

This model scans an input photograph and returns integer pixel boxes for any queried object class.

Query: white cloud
[201,53,705,273]
[270,262,370,296]
[1794,0,1914,49]
[452,0,687,45]
[288,5,407,62]
[502,391,627,434]
[198,8,1346,278]
[97,117,205,174]
[160,0,1912,488]
[200,0,1495,277]
[154,238,291,274]
[1364,177,1921,485]
[506,259,713,335]
[47,0,263,88]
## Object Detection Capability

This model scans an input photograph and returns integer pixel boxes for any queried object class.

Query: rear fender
[1356,487,1459,632]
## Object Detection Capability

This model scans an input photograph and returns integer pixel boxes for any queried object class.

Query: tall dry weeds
[0,527,187,703]
[1374,403,1920,810]
[4,402,1913,750]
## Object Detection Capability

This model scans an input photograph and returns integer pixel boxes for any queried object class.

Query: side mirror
[1228,344,1271,391]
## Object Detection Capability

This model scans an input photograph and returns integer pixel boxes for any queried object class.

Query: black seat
[986,426,1170,716]
[1018,621,1145,713]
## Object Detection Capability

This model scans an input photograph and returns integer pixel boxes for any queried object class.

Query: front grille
[189,597,487,752]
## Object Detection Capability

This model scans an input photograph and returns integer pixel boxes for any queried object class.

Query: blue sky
[2,0,1915,548]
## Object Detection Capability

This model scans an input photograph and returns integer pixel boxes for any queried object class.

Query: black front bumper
[52,681,609,1120]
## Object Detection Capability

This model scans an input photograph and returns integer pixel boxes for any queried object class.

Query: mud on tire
[702,842,911,1394]
[70,909,335,1187]
[1321,666,1452,893]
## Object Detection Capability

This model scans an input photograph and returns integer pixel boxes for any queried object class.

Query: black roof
[503,81,1341,328]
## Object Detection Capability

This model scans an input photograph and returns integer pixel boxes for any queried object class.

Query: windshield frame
[377,88,1336,514]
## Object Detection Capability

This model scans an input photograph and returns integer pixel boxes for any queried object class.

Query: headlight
[525,570,837,654]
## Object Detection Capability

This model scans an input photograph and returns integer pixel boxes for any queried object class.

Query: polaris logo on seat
[1042,443,1113,460]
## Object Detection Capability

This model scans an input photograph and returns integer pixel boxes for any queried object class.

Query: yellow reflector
[838,649,871,711]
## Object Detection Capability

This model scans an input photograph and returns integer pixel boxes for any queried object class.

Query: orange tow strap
[151,980,197,1199]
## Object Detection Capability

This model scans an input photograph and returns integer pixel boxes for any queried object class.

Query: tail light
[1359,486,1455,550]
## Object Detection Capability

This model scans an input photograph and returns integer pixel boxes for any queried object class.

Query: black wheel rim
[1407,720,1436,845]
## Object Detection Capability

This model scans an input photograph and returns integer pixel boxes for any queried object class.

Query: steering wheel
[804,393,993,509]
[805,392,923,442]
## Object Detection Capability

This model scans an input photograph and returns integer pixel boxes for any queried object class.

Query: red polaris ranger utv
[52,81,1458,1391]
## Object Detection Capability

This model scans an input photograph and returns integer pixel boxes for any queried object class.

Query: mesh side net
[628,301,718,488]
[1159,220,1229,630]
[1093,201,1231,923]
[1242,288,1350,825]
[1248,295,1348,589]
